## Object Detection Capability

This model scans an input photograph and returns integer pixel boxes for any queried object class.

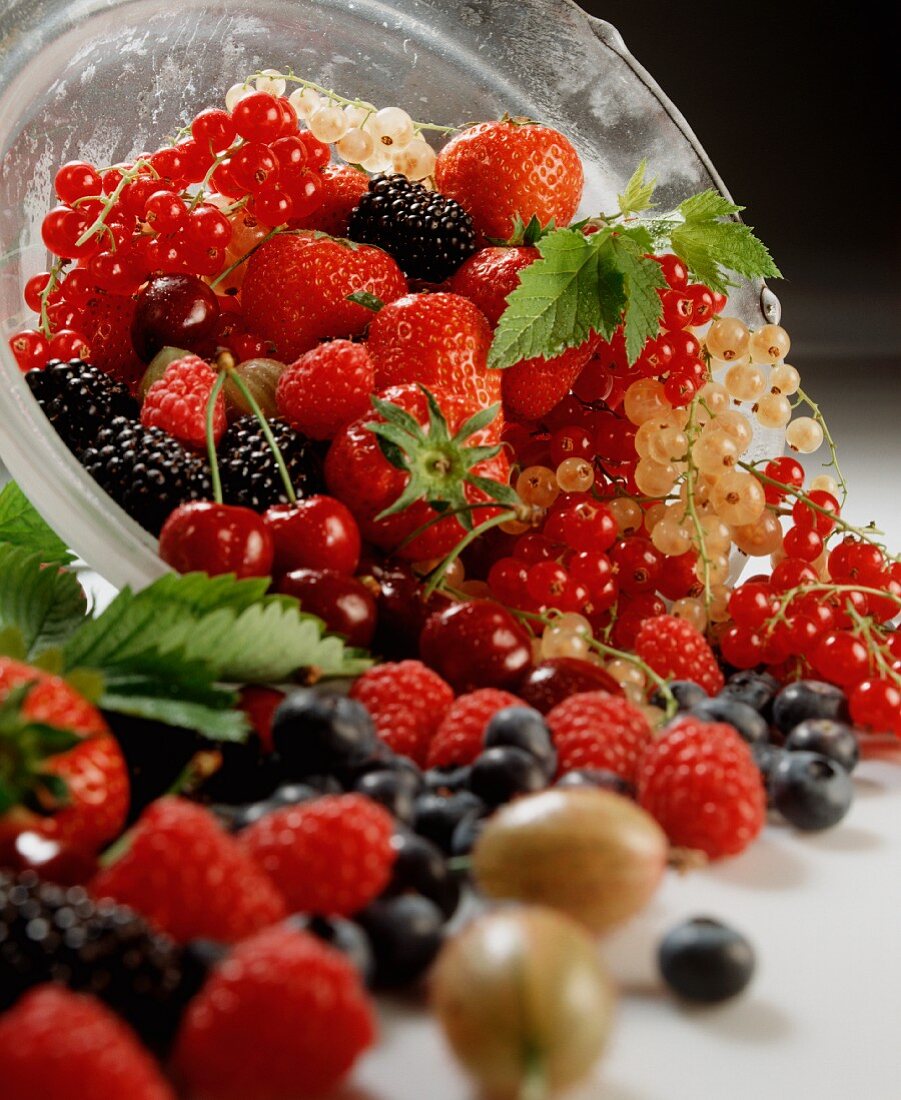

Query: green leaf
[99,691,249,741]
[451,403,504,447]
[608,235,667,363]
[0,626,27,660]
[0,545,88,659]
[617,160,657,218]
[593,239,628,341]
[33,772,70,808]
[678,190,743,221]
[0,483,73,564]
[489,213,557,247]
[488,229,609,370]
[671,220,782,294]
[346,290,384,312]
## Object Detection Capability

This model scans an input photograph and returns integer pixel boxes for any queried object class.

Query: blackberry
[218,415,323,512]
[348,173,477,282]
[0,871,205,1047]
[81,416,212,536]
[25,359,138,457]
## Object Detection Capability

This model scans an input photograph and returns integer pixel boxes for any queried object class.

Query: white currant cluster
[225,69,440,179]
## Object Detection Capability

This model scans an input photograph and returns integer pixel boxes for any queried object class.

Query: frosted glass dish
[0,0,780,589]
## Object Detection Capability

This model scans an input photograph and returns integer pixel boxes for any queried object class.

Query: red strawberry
[366,292,501,408]
[449,245,538,327]
[290,163,370,236]
[635,614,725,696]
[241,232,407,361]
[350,660,454,765]
[172,925,375,1100]
[546,691,653,782]
[90,796,286,943]
[435,120,584,241]
[239,793,395,915]
[276,338,375,440]
[501,339,599,422]
[0,657,128,854]
[77,289,144,390]
[0,986,175,1100]
[140,354,225,451]
[324,383,512,561]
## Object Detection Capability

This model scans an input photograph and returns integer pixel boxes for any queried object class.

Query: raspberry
[90,797,286,943]
[637,717,766,858]
[546,691,654,782]
[0,985,174,1100]
[635,614,725,695]
[172,925,375,1100]
[276,339,375,440]
[239,794,395,916]
[426,688,524,768]
[140,354,225,451]
[350,659,454,766]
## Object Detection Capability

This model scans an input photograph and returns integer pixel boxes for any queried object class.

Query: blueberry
[199,734,282,804]
[652,680,708,711]
[356,896,444,988]
[272,690,378,778]
[484,706,557,778]
[659,917,755,1003]
[770,751,854,830]
[301,774,344,794]
[750,743,786,805]
[271,782,319,806]
[384,831,460,919]
[555,769,635,797]
[424,765,473,793]
[469,746,548,807]
[355,769,418,823]
[450,809,488,857]
[720,671,779,715]
[287,914,374,985]
[785,719,859,772]
[689,697,770,745]
[413,791,486,853]
[228,799,284,831]
[772,680,849,735]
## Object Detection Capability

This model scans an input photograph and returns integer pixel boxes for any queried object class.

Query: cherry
[159,502,274,577]
[419,600,532,693]
[516,657,620,713]
[487,557,529,606]
[276,568,377,648]
[263,495,361,576]
[131,272,221,360]
[0,831,98,885]
[365,558,452,659]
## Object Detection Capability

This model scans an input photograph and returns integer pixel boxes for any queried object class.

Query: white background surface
[351,363,901,1100]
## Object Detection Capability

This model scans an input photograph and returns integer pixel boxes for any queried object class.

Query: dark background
[576,0,900,361]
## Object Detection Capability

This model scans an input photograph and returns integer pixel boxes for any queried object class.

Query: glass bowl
[0,0,780,589]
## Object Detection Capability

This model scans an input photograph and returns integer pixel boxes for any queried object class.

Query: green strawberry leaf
[0,545,88,659]
[0,482,74,564]
[617,160,657,218]
[608,235,667,363]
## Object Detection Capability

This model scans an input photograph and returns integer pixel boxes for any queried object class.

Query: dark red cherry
[419,600,532,693]
[0,832,98,885]
[159,501,273,577]
[515,658,621,714]
[263,495,361,576]
[131,272,221,360]
[364,557,452,660]
[276,568,377,647]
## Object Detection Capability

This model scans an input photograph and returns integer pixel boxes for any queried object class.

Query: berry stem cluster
[681,394,713,615]
[793,386,847,506]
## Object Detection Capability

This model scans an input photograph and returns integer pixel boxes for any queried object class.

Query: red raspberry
[546,691,654,782]
[0,985,174,1100]
[290,163,370,236]
[634,614,725,695]
[240,793,395,915]
[426,688,524,768]
[276,338,375,440]
[172,925,375,1100]
[140,354,225,451]
[90,797,286,942]
[350,659,454,765]
[637,717,766,858]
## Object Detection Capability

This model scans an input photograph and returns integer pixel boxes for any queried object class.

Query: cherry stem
[423,510,519,599]
[395,499,512,552]
[222,362,297,504]
[210,225,283,289]
[205,370,227,504]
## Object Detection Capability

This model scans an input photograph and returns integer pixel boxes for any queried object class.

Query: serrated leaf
[0,626,27,660]
[617,160,657,218]
[0,545,88,659]
[99,692,249,741]
[0,483,73,564]
[594,240,628,340]
[488,229,608,370]
[608,236,667,363]
[671,219,782,294]
[678,190,744,221]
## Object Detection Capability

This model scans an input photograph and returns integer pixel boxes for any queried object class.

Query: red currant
[782,525,824,562]
[549,424,594,466]
[512,533,559,564]
[144,190,188,233]
[791,490,840,535]
[812,631,871,687]
[186,205,233,250]
[229,142,280,192]
[252,188,294,226]
[23,272,52,313]
[54,161,102,204]
[48,329,90,360]
[232,92,284,142]
[192,108,237,153]
[487,557,529,605]
[728,581,778,627]
[660,288,694,331]
[686,283,715,325]
[771,557,819,592]
[8,329,49,372]
[720,624,765,669]
[609,537,663,595]
[655,253,688,289]
[763,455,804,504]
[850,678,901,735]
[298,131,331,169]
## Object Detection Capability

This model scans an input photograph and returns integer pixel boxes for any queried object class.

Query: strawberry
[435,119,584,241]
[77,289,144,391]
[0,657,128,854]
[324,383,514,561]
[240,231,407,361]
[448,245,538,327]
[140,354,226,451]
[90,796,286,943]
[289,163,370,236]
[0,985,175,1100]
[172,925,375,1100]
[366,292,501,408]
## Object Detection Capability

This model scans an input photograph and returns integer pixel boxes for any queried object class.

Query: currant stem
[37,258,67,338]
[209,225,283,289]
[73,159,156,248]
[844,604,901,690]
[221,362,297,504]
[423,510,519,598]
[682,394,713,618]
[395,499,513,553]
[205,370,227,504]
[793,386,848,506]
